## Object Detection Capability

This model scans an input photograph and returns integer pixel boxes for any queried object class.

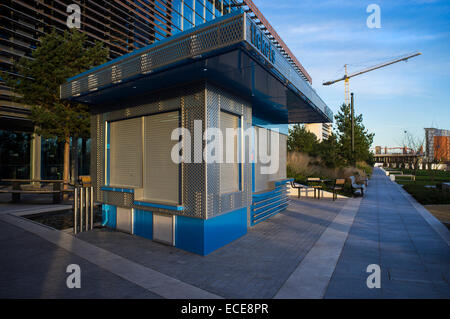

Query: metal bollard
[74,186,95,234]
[80,187,84,232]
[85,188,88,231]
[74,188,78,234]
[90,187,94,230]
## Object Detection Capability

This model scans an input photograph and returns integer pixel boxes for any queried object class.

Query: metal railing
[73,186,94,234]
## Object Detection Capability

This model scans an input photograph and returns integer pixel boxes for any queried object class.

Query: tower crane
[323,52,422,105]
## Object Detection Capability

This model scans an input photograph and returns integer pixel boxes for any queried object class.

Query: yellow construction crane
[323,52,422,105]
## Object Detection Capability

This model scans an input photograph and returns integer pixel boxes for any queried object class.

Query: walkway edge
[0,213,222,299]
[274,197,362,299]
[394,182,450,246]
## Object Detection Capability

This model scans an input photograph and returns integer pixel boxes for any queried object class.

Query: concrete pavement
[0,168,448,298]
[324,168,450,298]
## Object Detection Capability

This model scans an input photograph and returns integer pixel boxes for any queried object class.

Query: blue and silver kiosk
[61,12,332,255]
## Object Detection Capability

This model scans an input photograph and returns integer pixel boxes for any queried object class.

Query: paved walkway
[324,168,450,298]
[0,168,448,298]
[0,195,345,298]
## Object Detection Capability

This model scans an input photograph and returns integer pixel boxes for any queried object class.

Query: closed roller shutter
[279,134,287,179]
[254,127,286,192]
[143,111,180,204]
[254,126,269,193]
[220,111,240,194]
[110,118,143,188]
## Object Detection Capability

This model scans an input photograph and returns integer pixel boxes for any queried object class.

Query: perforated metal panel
[61,13,245,100]
[110,117,143,188]
[91,114,105,202]
[143,111,180,204]
[182,85,207,218]
[205,83,251,219]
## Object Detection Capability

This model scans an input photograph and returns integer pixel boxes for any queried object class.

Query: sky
[254,0,450,148]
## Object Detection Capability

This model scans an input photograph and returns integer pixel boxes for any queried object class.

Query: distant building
[305,123,332,142]
[425,128,450,162]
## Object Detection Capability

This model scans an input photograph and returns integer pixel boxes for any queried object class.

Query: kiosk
[61,12,333,255]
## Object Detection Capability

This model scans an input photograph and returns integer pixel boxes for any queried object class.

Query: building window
[0,130,31,179]
[109,117,143,188]
[220,110,240,194]
[143,111,180,204]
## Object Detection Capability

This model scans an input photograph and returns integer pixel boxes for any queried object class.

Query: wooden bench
[331,179,346,201]
[307,177,323,199]
[349,176,366,196]
[0,179,64,203]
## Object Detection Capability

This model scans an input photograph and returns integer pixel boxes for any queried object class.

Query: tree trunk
[63,137,70,201]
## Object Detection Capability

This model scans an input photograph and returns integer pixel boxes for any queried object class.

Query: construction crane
[323,52,422,105]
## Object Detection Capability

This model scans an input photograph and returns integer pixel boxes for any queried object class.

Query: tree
[287,124,319,154]
[316,133,341,168]
[402,131,424,175]
[334,103,374,166]
[3,29,108,194]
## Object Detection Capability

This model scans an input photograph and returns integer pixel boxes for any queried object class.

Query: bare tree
[403,131,424,175]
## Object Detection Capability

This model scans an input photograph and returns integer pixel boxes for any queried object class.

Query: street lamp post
[351,92,355,165]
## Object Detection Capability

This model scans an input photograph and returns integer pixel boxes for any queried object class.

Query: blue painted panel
[133,209,153,240]
[175,207,248,256]
[134,201,184,211]
[101,186,134,193]
[102,204,116,229]
[203,207,247,255]
[175,215,205,255]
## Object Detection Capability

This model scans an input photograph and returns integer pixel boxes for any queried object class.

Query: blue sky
[254,0,450,148]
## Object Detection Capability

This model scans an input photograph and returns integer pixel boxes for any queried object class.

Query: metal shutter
[254,127,286,192]
[220,111,240,194]
[254,126,269,192]
[143,111,180,204]
[110,118,143,188]
[278,134,287,180]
